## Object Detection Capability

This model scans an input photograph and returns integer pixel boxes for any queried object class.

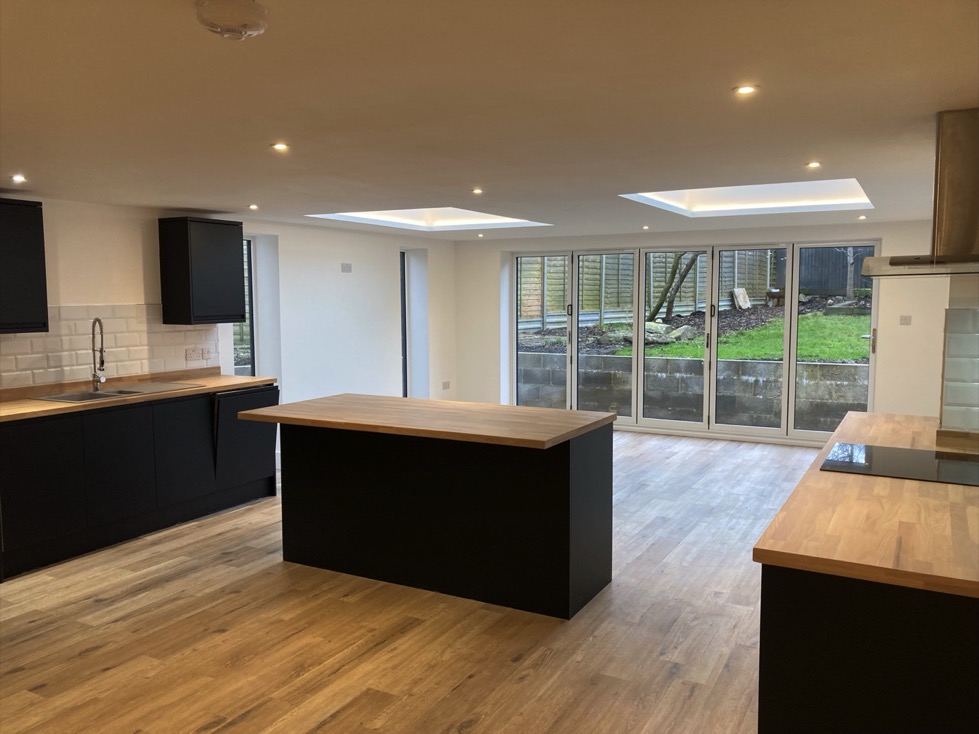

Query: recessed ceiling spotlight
[271,142,289,152]
[11,173,27,184]
[249,204,259,210]
[642,225,649,230]
[477,233,484,238]
[472,187,483,195]
[805,161,822,169]
[734,85,757,95]
[858,215,867,220]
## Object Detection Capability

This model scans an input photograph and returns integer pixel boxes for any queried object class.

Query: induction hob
[820,442,979,487]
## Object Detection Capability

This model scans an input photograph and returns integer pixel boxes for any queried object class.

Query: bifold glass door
[515,255,570,408]
[640,250,710,426]
[575,253,636,418]
[513,241,875,439]
[710,246,789,434]
[790,243,875,434]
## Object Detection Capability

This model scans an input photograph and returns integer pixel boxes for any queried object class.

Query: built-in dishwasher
[214,385,280,490]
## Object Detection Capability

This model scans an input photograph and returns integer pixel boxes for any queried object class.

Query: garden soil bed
[519,296,871,355]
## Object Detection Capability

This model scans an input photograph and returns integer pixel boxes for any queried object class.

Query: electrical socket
[201,347,213,360]
[185,347,203,360]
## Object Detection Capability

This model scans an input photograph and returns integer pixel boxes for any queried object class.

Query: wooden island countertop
[239,393,617,449]
[753,411,979,598]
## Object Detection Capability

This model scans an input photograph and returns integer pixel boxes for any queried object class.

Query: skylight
[620,179,873,217]
[306,207,551,231]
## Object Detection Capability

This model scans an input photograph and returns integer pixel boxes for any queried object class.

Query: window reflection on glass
[826,441,867,466]
[232,239,255,376]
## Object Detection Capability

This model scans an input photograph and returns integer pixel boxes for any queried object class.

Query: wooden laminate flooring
[0,431,816,733]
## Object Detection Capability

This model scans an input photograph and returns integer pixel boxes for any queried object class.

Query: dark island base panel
[280,423,613,619]
[1,479,274,581]
[758,565,979,734]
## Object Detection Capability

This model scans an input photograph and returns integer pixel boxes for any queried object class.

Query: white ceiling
[2,0,977,241]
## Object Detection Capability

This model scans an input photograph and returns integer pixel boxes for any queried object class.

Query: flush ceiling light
[271,142,289,152]
[306,207,551,232]
[472,187,484,195]
[11,173,26,184]
[248,204,259,210]
[806,161,822,169]
[196,0,268,40]
[734,85,758,95]
[858,215,867,220]
[620,179,873,217]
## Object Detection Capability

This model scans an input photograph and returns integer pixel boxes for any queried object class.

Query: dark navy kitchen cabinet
[159,216,246,324]
[0,385,278,581]
[0,414,85,558]
[0,198,49,334]
[154,394,217,507]
[84,404,158,526]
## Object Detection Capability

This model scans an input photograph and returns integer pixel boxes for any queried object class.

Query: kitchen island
[753,412,979,733]
[241,393,617,618]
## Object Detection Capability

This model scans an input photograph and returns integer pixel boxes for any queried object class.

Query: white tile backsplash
[941,308,979,433]
[0,304,220,389]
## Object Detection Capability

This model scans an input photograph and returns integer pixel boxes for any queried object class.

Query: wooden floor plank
[0,431,816,733]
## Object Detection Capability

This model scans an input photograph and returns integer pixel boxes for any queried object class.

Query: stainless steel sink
[113,382,201,394]
[33,383,202,403]
[34,390,130,402]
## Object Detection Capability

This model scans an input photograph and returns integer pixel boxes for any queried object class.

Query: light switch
[899,314,912,326]
[341,262,352,273]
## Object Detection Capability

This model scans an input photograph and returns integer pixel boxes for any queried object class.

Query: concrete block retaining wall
[516,352,869,432]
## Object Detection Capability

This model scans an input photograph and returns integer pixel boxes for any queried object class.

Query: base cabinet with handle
[0,385,279,581]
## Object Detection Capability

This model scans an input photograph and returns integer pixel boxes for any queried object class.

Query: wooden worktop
[239,393,616,449]
[0,369,276,422]
[753,412,979,598]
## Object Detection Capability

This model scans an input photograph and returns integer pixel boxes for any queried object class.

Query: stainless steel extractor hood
[862,108,979,277]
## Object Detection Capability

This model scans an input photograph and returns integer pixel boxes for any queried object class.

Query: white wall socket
[185,347,203,360]
[202,347,213,360]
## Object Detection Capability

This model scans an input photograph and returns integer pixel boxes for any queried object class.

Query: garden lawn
[634,312,871,362]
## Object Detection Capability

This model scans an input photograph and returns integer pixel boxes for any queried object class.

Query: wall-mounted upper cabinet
[159,216,246,324]
[0,198,49,334]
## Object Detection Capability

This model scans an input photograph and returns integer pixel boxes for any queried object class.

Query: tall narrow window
[233,239,256,376]
[400,251,408,397]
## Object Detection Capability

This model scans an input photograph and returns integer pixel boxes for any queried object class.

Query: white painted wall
[251,234,283,384]
[1,198,456,406]
[237,218,453,407]
[25,198,163,306]
[451,219,951,418]
[0,198,224,387]
[3,196,955,420]
[425,244,458,399]
[405,248,430,398]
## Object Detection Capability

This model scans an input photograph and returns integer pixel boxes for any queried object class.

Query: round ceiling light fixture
[196,0,269,40]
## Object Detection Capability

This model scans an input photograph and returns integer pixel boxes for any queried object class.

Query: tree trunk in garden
[648,252,697,321]
[665,254,699,320]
